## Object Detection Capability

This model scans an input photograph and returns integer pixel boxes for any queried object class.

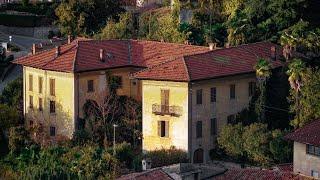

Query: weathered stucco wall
[24,66,75,139]
[190,74,256,162]
[142,80,189,152]
[294,142,320,177]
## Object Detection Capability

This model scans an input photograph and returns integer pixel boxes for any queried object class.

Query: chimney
[209,43,217,50]
[99,49,105,62]
[55,46,60,58]
[225,43,230,48]
[271,46,276,61]
[67,35,72,44]
[32,43,36,55]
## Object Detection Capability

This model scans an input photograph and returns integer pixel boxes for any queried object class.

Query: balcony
[152,104,182,117]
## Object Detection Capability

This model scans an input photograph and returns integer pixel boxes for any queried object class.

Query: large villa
[14,38,284,164]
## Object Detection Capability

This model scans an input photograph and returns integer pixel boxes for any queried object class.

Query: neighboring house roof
[285,119,320,146]
[134,42,284,81]
[13,39,209,73]
[213,168,309,180]
[117,169,173,180]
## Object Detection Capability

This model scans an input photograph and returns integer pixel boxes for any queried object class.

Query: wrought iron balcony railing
[152,104,182,117]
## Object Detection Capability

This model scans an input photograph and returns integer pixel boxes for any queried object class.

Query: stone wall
[0,25,58,39]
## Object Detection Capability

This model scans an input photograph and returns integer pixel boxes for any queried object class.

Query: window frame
[50,126,56,137]
[158,121,169,138]
[211,118,217,135]
[87,80,94,92]
[38,76,43,94]
[196,89,203,105]
[230,84,236,99]
[306,144,320,157]
[29,74,33,91]
[196,121,202,138]
[50,100,56,114]
[248,81,256,97]
[49,78,55,96]
[210,87,217,103]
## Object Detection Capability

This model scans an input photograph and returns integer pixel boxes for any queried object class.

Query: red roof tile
[285,119,320,146]
[214,168,309,180]
[134,42,284,81]
[13,39,209,73]
[118,169,173,180]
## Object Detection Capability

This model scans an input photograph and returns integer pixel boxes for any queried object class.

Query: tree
[290,68,320,128]
[217,123,245,158]
[99,12,135,40]
[55,0,124,36]
[242,123,271,165]
[254,58,271,123]
[269,130,292,163]
[0,78,23,113]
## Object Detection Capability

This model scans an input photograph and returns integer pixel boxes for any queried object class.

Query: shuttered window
[29,74,33,91]
[196,89,202,105]
[196,121,202,138]
[158,121,169,137]
[38,76,43,93]
[50,100,55,113]
[50,79,55,96]
[230,84,235,99]
[211,118,217,135]
[39,98,43,111]
[249,82,256,97]
[161,89,169,113]
[29,95,33,108]
[87,80,94,92]
[210,87,217,102]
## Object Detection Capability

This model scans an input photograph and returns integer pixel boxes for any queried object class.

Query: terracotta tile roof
[213,168,310,180]
[274,163,294,172]
[118,169,173,180]
[13,39,209,73]
[134,42,284,81]
[285,119,320,146]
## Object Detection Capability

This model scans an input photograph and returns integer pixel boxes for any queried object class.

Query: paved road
[0,31,50,51]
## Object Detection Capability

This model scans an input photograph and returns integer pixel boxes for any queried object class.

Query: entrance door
[193,148,204,163]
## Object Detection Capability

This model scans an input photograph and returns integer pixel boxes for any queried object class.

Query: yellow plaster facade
[23,66,141,140]
[141,74,256,163]
[24,66,75,139]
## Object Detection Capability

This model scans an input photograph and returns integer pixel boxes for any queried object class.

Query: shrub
[8,126,30,154]
[269,130,293,163]
[146,147,188,168]
[217,123,245,158]
[107,142,134,168]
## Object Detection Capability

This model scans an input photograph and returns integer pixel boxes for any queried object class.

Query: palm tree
[287,58,306,92]
[254,58,272,123]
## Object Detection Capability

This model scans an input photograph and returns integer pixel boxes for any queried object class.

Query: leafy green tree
[290,68,320,128]
[99,12,135,40]
[269,130,293,163]
[242,123,271,165]
[0,78,23,111]
[217,123,245,158]
[55,0,124,36]
[254,58,271,123]
[8,126,30,154]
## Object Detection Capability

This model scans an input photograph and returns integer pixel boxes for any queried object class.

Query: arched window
[193,148,204,164]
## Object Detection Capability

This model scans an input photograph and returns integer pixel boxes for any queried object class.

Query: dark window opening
[249,82,256,97]
[196,121,202,138]
[158,121,169,137]
[39,98,43,111]
[87,80,94,92]
[211,118,217,135]
[50,101,56,114]
[196,89,203,105]
[29,95,33,109]
[50,126,56,137]
[230,84,235,99]
[307,144,320,157]
[211,87,217,102]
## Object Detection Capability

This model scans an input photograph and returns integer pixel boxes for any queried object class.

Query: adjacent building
[285,119,320,179]
[134,42,283,163]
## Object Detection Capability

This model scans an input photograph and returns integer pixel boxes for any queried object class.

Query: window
[311,170,319,178]
[87,80,94,92]
[196,121,202,138]
[50,126,56,137]
[306,144,320,157]
[211,118,217,135]
[49,79,55,96]
[196,89,202,105]
[29,95,33,109]
[227,115,236,124]
[50,101,55,114]
[38,76,43,93]
[114,76,123,88]
[158,121,169,137]
[249,82,256,97]
[210,87,217,102]
[39,98,43,111]
[161,89,169,113]
[29,74,33,91]
[29,120,33,127]
[230,84,235,99]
